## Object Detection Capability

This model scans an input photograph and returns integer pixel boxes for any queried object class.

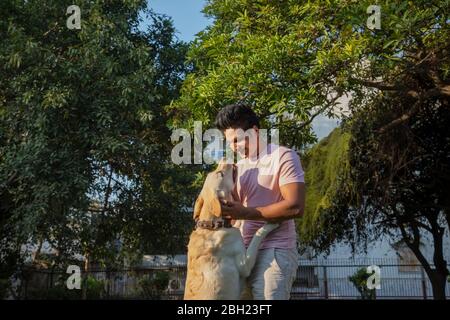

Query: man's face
[224,126,259,159]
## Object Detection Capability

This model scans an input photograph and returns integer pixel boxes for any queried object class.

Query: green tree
[328,93,449,299]
[0,0,195,280]
[303,95,450,299]
[299,127,352,253]
[174,0,449,144]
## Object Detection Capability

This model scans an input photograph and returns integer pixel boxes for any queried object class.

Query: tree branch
[350,78,403,91]
[399,222,433,276]
[378,99,421,134]
[282,94,342,132]
[378,84,449,134]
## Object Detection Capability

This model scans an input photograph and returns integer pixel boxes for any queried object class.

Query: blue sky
[147,0,213,42]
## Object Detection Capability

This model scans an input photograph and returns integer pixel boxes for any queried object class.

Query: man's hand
[220,182,305,222]
[221,199,283,223]
[220,199,248,220]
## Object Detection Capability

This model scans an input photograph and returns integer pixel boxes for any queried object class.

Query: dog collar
[195,219,232,230]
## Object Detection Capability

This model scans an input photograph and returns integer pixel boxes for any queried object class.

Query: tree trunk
[399,222,448,300]
[82,252,89,300]
[427,214,449,299]
[428,271,447,300]
[32,238,43,264]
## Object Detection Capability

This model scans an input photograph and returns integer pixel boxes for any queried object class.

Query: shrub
[349,268,376,300]
[138,271,170,299]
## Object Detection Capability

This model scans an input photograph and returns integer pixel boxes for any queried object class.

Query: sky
[147,0,339,140]
[147,0,213,42]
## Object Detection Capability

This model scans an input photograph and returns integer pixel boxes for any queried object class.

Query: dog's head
[193,162,237,221]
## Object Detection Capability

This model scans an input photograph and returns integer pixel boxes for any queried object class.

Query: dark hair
[214,104,260,131]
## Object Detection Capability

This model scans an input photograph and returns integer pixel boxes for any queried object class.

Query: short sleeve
[278,149,305,187]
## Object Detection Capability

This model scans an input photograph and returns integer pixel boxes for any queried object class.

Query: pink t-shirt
[236,143,305,249]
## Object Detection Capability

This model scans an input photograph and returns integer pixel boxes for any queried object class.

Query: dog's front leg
[235,223,279,278]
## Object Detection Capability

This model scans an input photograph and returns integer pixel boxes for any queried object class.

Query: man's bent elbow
[289,203,304,219]
[293,208,304,219]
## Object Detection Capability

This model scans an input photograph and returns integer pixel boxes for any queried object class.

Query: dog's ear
[193,195,204,221]
[208,196,222,218]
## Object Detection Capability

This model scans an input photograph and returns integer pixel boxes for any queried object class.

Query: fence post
[323,266,329,299]
[421,267,427,300]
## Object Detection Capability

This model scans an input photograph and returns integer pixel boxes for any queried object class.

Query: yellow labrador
[184,162,279,300]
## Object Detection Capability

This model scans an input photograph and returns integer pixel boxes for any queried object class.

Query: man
[215,103,306,300]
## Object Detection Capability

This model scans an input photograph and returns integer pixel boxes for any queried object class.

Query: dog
[184,161,279,300]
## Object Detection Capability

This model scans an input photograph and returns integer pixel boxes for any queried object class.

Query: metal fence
[7,259,450,300]
[10,266,188,300]
[291,259,450,299]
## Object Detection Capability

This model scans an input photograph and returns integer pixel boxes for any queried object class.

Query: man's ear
[208,196,222,218]
[193,195,204,221]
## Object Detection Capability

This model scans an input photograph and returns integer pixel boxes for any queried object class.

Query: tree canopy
[173,0,449,148]
[0,0,195,275]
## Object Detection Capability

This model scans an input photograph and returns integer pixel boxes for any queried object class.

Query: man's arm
[222,182,305,222]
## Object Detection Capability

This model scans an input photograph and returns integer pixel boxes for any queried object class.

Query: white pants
[242,247,299,300]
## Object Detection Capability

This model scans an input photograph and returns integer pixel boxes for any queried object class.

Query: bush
[138,271,170,299]
[0,278,10,299]
[46,283,81,300]
[29,275,107,300]
[84,276,106,300]
[349,268,376,300]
